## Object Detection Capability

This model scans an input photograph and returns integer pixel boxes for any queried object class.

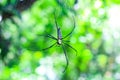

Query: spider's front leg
[39,34,57,40]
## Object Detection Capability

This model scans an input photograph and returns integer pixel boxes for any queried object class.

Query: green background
[0,0,120,80]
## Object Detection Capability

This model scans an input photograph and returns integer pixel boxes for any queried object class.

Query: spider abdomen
[57,28,62,39]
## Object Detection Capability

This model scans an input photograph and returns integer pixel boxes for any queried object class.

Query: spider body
[41,13,77,72]
[57,28,62,45]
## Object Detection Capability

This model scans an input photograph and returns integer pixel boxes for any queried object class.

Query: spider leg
[39,34,57,40]
[62,40,70,42]
[63,42,77,55]
[54,11,59,30]
[62,16,75,39]
[41,42,56,51]
[46,34,57,40]
[61,44,69,72]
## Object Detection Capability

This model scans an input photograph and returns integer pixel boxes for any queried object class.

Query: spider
[41,13,77,72]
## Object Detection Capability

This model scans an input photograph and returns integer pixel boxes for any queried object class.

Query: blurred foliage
[0,0,120,80]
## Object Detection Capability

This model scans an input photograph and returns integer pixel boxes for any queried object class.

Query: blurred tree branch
[0,0,37,65]
[1,0,36,20]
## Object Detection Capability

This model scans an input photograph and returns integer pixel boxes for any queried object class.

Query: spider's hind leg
[61,44,69,72]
